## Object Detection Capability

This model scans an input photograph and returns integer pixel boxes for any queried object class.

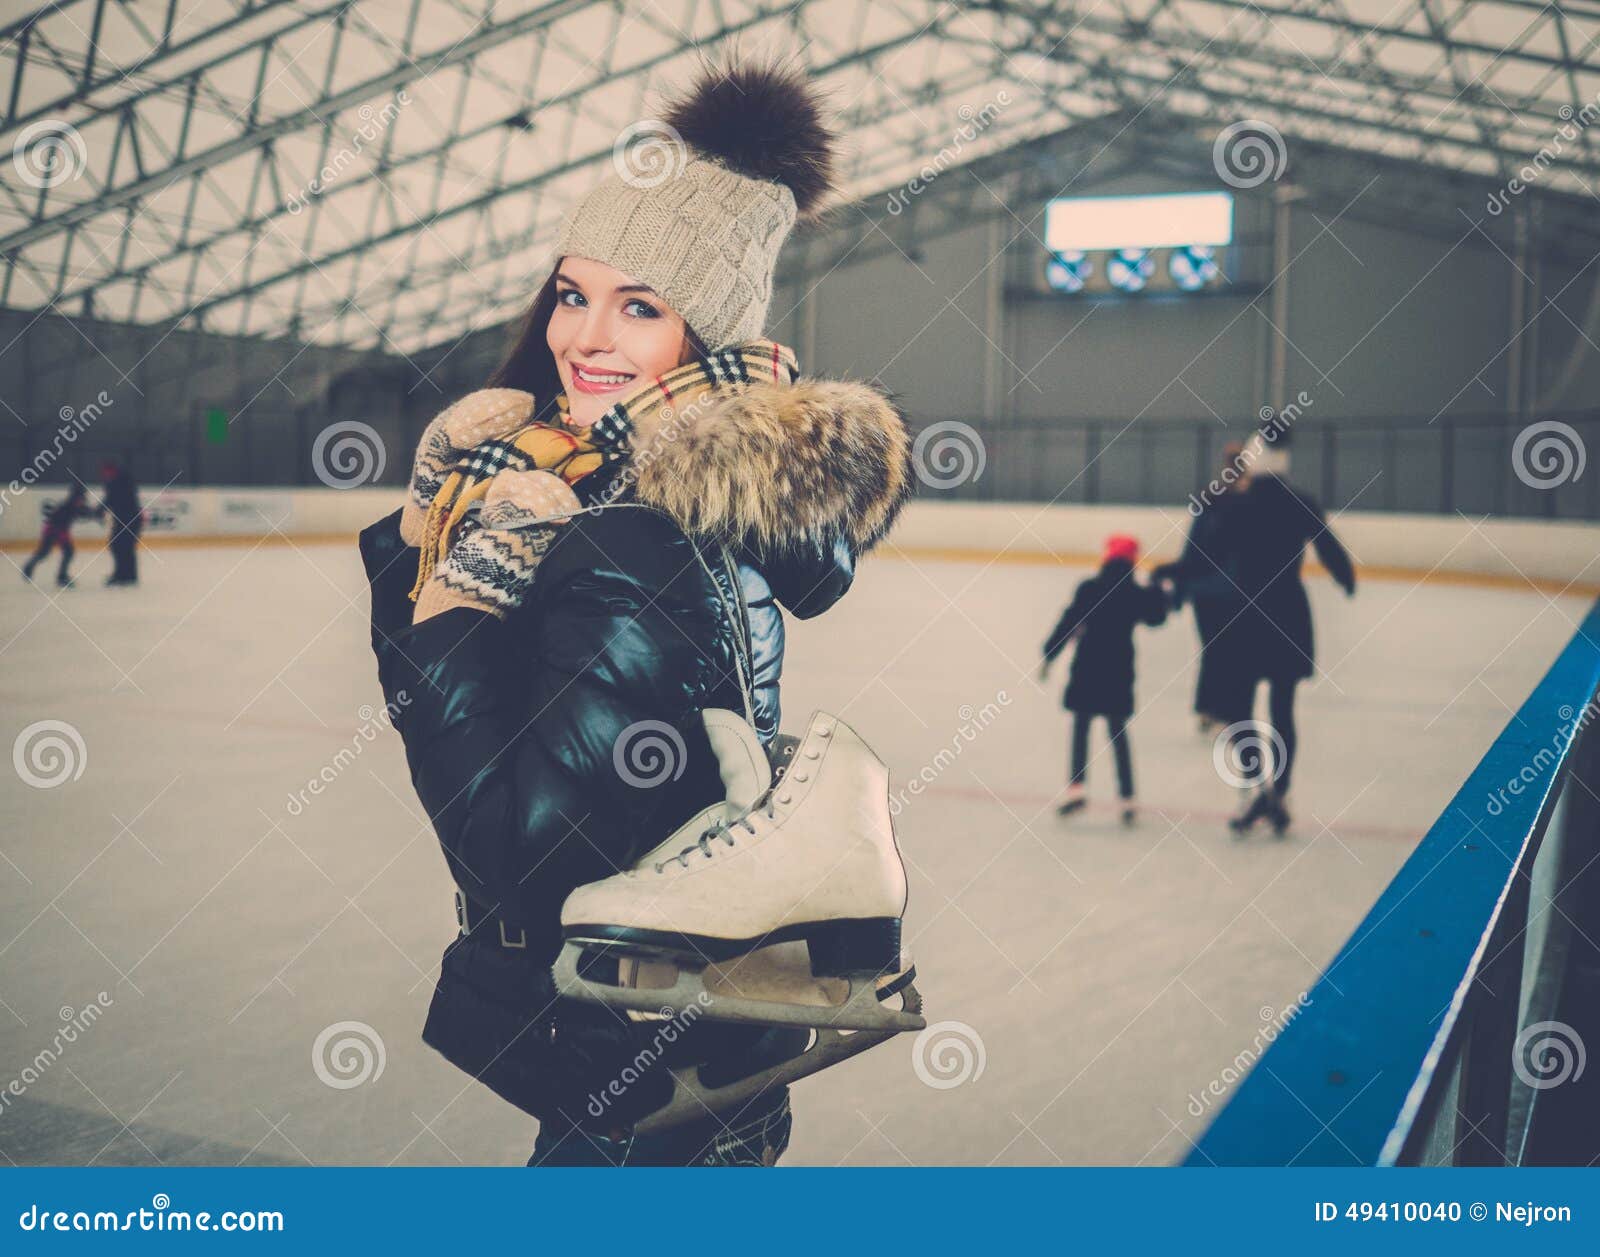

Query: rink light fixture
[1044,249,1093,293]
[1107,248,1156,293]
[1169,245,1221,291]
[1044,191,1234,252]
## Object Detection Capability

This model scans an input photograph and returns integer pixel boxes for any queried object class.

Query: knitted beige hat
[552,59,838,349]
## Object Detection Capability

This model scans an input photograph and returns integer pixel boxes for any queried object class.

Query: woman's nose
[576,307,616,355]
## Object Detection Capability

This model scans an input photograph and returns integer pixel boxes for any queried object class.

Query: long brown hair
[487,261,709,420]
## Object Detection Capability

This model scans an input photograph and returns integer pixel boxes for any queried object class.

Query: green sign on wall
[205,407,229,444]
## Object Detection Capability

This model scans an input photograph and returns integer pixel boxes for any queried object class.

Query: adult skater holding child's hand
[1216,438,1357,837]
[359,57,917,1168]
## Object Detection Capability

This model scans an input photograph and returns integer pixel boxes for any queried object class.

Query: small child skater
[22,481,96,589]
[1039,534,1170,825]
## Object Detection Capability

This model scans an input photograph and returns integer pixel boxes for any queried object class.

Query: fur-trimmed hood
[621,377,915,555]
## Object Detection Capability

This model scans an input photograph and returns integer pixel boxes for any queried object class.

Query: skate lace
[654,796,779,873]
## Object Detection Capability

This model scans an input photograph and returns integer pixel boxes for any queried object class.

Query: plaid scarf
[409,340,800,601]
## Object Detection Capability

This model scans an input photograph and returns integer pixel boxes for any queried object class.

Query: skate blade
[632,978,925,1136]
[553,940,926,1034]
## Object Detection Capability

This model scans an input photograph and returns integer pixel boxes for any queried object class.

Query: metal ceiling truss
[0,0,1595,355]
[777,112,1149,282]
[1,0,302,137]
[285,59,1069,350]
[780,106,1600,291]
[978,0,1600,188]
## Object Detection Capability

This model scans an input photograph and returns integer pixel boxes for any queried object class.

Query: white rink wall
[887,501,1600,588]
[0,485,405,543]
[2,485,1595,587]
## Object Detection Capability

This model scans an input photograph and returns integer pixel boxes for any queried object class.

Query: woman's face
[546,256,693,428]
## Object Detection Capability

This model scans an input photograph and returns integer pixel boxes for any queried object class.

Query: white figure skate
[554,709,925,1038]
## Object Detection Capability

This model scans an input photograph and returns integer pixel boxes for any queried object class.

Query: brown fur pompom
[662,55,838,221]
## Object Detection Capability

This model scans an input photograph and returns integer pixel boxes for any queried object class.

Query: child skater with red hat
[1039,534,1171,825]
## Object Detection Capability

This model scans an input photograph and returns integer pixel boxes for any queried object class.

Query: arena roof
[2,0,1596,352]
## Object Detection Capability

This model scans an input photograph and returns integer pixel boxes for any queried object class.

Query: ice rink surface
[0,535,1590,1166]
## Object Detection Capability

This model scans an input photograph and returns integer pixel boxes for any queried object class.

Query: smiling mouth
[570,363,636,387]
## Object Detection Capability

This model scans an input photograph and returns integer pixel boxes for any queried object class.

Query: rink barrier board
[2,487,1596,593]
[5,536,1593,598]
[1186,595,1600,1166]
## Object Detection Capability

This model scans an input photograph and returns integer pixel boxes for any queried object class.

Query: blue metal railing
[1186,596,1600,1166]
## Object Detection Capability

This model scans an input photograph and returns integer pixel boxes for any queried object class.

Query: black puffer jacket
[1219,474,1356,685]
[362,377,913,1129]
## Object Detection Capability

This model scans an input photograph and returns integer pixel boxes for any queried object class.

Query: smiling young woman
[359,55,916,1169]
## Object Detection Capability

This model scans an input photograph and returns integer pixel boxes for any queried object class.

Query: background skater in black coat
[98,459,143,586]
[1040,535,1170,825]
[1216,458,1356,836]
[1154,442,1247,733]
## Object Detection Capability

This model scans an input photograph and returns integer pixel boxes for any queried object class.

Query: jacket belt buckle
[453,889,526,949]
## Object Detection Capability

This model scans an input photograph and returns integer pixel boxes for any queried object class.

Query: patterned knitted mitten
[412,469,582,622]
[400,389,536,547]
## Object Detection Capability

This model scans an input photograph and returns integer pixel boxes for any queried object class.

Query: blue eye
[557,288,585,307]
[625,298,660,319]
